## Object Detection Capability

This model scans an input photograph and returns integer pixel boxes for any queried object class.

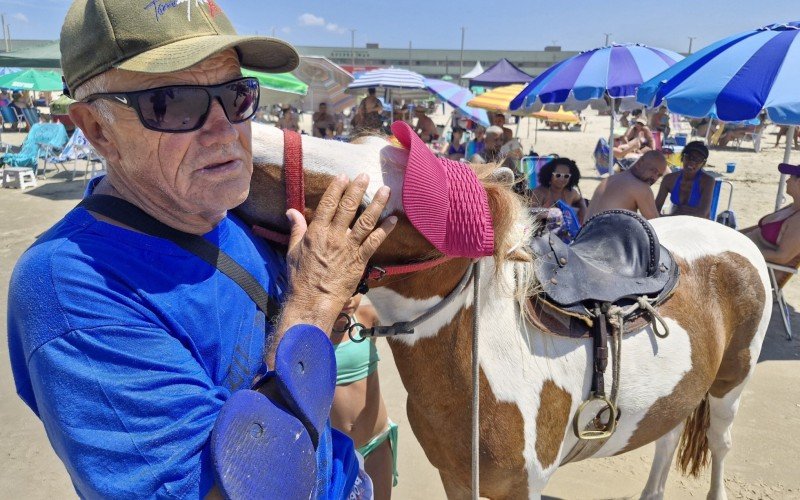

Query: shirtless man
[587,150,668,220]
[414,107,438,143]
[493,113,514,143]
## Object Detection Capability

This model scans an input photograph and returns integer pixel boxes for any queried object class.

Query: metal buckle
[369,265,387,280]
[572,392,618,440]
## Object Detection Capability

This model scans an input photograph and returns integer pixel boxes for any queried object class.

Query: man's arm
[637,185,661,219]
[655,176,672,214]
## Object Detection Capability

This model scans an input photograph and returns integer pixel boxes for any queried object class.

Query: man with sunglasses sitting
[7,0,397,498]
[655,141,715,218]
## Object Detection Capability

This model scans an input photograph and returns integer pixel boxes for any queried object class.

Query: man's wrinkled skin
[68,49,397,367]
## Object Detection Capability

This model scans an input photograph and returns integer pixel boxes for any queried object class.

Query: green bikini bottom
[357,420,399,486]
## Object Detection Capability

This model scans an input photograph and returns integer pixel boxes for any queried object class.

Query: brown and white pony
[237,123,770,500]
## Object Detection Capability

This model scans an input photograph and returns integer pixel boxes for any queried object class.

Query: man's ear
[68,103,120,164]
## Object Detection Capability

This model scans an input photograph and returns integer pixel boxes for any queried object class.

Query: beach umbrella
[510,43,684,173]
[241,68,307,108]
[242,68,307,95]
[467,84,527,114]
[348,67,426,90]
[348,68,426,120]
[293,55,355,113]
[0,69,64,91]
[424,78,489,127]
[530,106,580,124]
[636,22,800,208]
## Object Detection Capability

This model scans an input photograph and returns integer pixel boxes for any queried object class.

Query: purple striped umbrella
[424,78,489,127]
[510,43,683,174]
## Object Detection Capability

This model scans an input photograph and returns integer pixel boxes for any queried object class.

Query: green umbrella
[0,69,63,91]
[241,69,307,95]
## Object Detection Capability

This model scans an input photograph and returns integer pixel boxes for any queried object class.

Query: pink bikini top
[759,209,800,245]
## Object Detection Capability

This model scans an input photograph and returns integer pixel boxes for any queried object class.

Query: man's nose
[199,99,238,145]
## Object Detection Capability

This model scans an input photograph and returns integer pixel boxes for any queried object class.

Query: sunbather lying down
[613,135,650,160]
[741,163,800,287]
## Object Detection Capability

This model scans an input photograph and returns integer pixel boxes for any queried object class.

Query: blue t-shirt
[7,200,337,498]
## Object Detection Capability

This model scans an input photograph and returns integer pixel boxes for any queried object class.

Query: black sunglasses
[552,172,571,179]
[82,77,260,133]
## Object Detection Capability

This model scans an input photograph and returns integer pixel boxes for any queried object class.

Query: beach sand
[1,111,798,499]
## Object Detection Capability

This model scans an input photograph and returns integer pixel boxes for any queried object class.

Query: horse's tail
[676,393,711,477]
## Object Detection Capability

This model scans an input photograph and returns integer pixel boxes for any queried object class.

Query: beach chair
[44,128,93,180]
[0,105,24,131]
[520,154,557,190]
[592,138,624,175]
[766,261,796,340]
[1,123,69,175]
[21,107,40,127]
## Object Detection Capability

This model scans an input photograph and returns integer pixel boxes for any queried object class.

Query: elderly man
[587,150,668,220]
[7,0,395,498]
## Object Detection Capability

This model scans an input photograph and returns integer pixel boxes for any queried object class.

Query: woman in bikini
[655,141,715,218]
[331,294,397,499]
[743,163,800,286]
[529,157,587,224]
[439,127,466,160]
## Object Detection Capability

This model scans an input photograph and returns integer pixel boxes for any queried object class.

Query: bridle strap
[256,131,451,280]
[366,255,452,281]
[283,129,305,214]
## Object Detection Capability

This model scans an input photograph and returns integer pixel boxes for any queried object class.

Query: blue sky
[3,0,798,53]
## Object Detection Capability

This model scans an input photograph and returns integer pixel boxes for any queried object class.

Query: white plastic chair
[766,262,796,340]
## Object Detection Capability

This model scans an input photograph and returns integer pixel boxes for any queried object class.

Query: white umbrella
[293,56,355,114]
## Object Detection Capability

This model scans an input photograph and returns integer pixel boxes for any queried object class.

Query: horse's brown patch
[389,304,529,499]
[618,252,764,454]
[536,380,572,468]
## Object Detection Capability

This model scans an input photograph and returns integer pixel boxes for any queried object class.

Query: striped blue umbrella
[637,22,800,124]
[637,22,800,209]
[510,43,683,111]
[347,68,425,90]
[424,78,489,127]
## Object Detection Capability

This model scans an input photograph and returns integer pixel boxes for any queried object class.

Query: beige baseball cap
[61,0,299,93]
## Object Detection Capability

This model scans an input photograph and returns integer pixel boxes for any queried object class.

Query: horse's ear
[490,166,515,185]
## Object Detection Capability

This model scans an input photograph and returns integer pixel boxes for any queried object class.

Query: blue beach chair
[521,154,558,190]
[1,123,69,174]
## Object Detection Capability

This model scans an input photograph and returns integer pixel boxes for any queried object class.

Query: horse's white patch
[654,215,771,367]
[251,122,407,215]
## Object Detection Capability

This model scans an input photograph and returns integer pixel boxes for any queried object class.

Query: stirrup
[573,392,618,440]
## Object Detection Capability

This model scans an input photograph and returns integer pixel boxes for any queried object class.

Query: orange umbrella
[530,106,580,124]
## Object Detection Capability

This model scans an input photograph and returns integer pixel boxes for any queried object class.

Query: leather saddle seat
[526,210,680,337]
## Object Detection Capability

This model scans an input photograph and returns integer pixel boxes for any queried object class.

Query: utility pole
[459,27,465,86]
[271,27,275,37]
[604,33,612,46]
[687,36,697,54]
[350,29,356,71]
[1,14,8,52]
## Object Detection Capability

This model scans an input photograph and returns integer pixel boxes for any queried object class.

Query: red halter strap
[283,129,305,214]
[251,130,452,282]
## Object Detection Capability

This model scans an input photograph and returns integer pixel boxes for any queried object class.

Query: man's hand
[272,173,396,362]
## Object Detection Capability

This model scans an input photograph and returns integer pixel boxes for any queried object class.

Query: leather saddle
[526,210,680,338]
